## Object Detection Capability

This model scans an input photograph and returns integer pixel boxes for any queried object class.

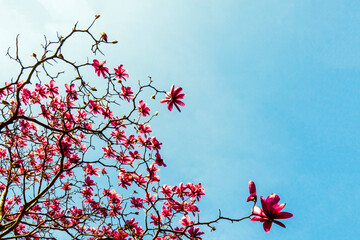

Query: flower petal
[276,211,293,219]
[263,221,272,232]
[252,206,266,217]
[274,220,286,228]
[267,193,280,207]
[251,216,266,222]
[274,203,286,212]
[260,196,270,215]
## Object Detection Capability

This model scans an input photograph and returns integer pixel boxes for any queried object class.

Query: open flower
[246,180,257,202]
[92,59,109,78]
[114,64,129,81]
[138,100,150,117]
[160,85,185,112]
[251,193,293,232]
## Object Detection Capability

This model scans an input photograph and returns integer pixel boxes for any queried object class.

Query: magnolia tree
[0,16,292,239]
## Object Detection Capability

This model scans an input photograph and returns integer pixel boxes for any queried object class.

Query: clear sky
[0,0,359,239]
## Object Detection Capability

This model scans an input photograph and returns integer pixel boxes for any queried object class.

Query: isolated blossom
[160,85,185,112]
[114,64,129,81]
[92,59,109,78]
[247,180,257,202]
[251,193,293,232]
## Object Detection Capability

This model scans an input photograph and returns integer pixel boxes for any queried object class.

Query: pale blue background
[0,1,359,239]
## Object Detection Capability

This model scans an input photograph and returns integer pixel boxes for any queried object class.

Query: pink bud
[246,180,257,202]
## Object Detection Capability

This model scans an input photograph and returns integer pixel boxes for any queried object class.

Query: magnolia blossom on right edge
[251,193,293,232]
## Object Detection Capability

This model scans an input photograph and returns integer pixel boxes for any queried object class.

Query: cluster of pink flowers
[0,37,292,239]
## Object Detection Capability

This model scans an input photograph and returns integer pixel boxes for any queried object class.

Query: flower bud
[100,32,108,42]
[246,180,257,202]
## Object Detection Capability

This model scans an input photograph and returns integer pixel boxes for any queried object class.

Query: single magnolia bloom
[160,85,185,112]
[247,180,257,202]
[179,215,193,226]
[114,64,129,81]
[138,100,150,117]
[92,59,109,78]
[251,193,293,232]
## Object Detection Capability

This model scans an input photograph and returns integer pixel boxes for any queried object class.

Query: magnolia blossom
[114,64,129,81]
[138,100,150,117]
[160,85,185,112]
[251,193,293,232]
[92,59,109,78]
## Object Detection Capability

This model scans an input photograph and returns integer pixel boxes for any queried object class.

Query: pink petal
[263,221,272,232]
[274,203,286,212]
[267,193,280,207]
[248,180,256,195]
[176,101,185,107]
[247,195,254,202]
[173,86,183,95]
[260,196,270,215]
[276,211,293,219]
[274,220,286,228]
[252,206,266,217]
[168,103,173,112]
[174,103,181,112]
[177,93,186,99]
[251,216,266,222]
[169,85,175,94]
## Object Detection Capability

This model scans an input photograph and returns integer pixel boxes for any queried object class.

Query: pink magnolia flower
[114,64,129,81]
[138,124,152,138]
[120,86,134,102]
[84,163,100,177]
[247,180,257,202]
[251,193,293,232]
[65,83,78,100]
[179,215,193,226]
[45,79,59,96]
[187,227,204,239]
[35,83,48,99]
[92,59,109,78]
[150,213,161,226]
[138,100,150,117]
[160,85,185,112]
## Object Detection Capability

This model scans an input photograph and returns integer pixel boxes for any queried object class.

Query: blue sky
[0,0,359,239]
